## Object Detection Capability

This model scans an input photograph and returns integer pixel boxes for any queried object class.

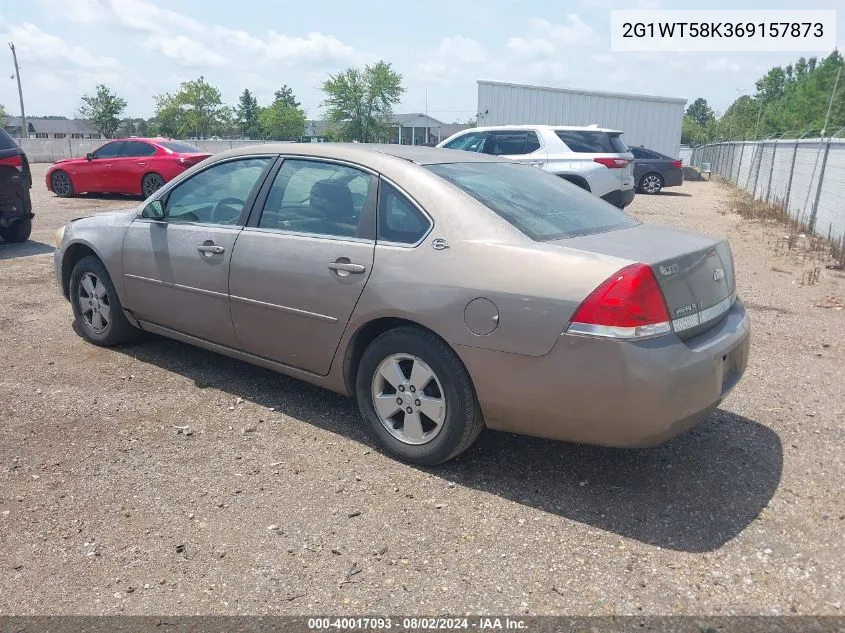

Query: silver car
[437,124,636,209]
[54,143,750,465]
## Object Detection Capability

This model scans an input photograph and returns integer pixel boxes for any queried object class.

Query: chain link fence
[689,139,845,247]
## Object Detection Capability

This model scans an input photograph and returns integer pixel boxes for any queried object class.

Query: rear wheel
[51,170,74,198]
[69,255,139,346]
[638,173,663,194]
[142,173,165,198]
[0,215,31,243]
[355,326,484,465]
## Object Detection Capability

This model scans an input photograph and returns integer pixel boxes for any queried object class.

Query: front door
[75,140,124,193]
[229,158,377,375]
[486,130,547,168]
[122,156,275,346]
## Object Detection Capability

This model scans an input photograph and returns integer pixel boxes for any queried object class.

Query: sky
[0,0,842,123]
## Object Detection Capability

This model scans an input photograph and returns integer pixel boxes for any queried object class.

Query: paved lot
[1,165,843,615]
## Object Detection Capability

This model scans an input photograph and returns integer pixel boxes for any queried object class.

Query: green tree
[685,97,715,127]
[236,89,260,138]
[259,101,306,139]
[79,84,127,138]
[681,115,705,145]
[153,75,223,138]
[321,60,405,142]
[273,85,300,108]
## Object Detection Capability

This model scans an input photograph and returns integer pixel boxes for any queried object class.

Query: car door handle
[197,245,225,254]
[328,262,366,274]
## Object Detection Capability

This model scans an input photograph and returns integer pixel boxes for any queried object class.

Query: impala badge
[659,263,679,276]
[713,268,725,282]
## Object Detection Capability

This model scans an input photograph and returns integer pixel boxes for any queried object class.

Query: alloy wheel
[642,175,662,193]
[143,174,165,197]
[52,171,71,196]
[371,353,447,445]
[77,272,111,334]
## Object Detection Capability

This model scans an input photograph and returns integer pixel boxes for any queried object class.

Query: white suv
[436,125,636,209]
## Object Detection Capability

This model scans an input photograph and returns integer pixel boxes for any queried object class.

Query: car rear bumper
[664,168,684,188]
[455,299,750,448]
[601,188,636,209]
[0,184,33,222]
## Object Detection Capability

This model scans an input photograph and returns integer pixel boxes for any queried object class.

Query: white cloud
[417,35,487,84]
[705,57,741,73]
[143,35,229,68]
[38,0,360,69]
[506,37,555,58]
[1,23,119,70]
[530,16,596,48]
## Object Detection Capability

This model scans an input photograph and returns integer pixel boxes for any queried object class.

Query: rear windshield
[426,162,639,241]
[0,127,20,151]
[555,130,628,153]
[158,140,204,153]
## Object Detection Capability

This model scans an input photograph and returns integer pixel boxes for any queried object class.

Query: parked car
[631,146,684,194]
[45,138,211,199]
[0,126,33,243]
[54,144,749,466]
[436,124,636,209]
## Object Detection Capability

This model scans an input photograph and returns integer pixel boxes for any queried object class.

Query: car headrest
[310,179,354,221]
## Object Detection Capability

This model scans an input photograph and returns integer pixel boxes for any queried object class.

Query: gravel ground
[0,165,843,616]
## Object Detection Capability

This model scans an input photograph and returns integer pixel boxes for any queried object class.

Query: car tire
[141,173,165,198]
[69,255,139,347]
[0,214,31,243]
[355,326,484,466]
[638,173,663,194]
[51,170,75,198]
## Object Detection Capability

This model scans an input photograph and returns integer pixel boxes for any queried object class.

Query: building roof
[392,113,446,128]
[477,79,688,105]
[3,117,99,134]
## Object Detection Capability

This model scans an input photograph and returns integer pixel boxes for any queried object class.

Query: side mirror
[85,153,93,161]
[141,199,165,219]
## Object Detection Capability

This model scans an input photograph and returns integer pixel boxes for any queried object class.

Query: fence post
[783,140,800,216]
[808,141,831,234]
[765,141,778,203]
[736,142,746,184]
[750,142,764,196]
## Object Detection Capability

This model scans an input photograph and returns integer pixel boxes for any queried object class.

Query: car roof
[213,142,513,166]
[456,124,624,135]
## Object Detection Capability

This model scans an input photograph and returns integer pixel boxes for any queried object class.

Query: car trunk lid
[552,223,737,339]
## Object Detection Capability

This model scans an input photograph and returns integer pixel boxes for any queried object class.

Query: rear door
[113,140,157,193]
[122,156,275,346]
[485,130,547,168]
[228,157,378,375]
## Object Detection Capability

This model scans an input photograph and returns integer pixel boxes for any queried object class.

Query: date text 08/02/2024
[307,617,528,630]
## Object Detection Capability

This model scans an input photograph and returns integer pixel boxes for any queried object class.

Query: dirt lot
[1,164,843,615]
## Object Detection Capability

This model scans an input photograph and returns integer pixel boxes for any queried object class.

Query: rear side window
[122,141,157,157]
[487,131,542,156]
[0,127,19,150]
[555,130,628,153]
[159,140,204,153]
[426,162,638,241]
[378,181,431,244]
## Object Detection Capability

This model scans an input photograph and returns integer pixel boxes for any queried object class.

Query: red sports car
[45,138,211,198]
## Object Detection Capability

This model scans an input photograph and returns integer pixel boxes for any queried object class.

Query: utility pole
[8,42,28,139]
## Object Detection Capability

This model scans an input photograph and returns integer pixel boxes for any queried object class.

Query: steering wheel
[210,197,245,224]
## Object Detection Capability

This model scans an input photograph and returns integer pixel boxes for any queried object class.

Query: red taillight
[593,157,630,169]
[0,155,23,170]
[672,160,683,169]
[177,154,209,168]
[567,263,671,339]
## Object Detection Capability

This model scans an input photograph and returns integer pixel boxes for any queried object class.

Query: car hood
[70,208,138,228]
[52,157,89,166]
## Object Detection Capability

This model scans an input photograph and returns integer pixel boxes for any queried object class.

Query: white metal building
[477,80,687,159]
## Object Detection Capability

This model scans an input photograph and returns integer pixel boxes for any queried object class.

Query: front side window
[258,159,375,239]
[443,132,488,153]
[93,142,124,159]
[162,158,272,225]
[378,181,430,245]
[427,161,639,241]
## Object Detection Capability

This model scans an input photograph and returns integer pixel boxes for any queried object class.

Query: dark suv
[0,126,33,243]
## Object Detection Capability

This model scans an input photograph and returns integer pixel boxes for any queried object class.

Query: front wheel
[638,173,663,194]
[0,215,31,243]
[51,170,74,198]
[69,255,139,346]
[355,326,484,465]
